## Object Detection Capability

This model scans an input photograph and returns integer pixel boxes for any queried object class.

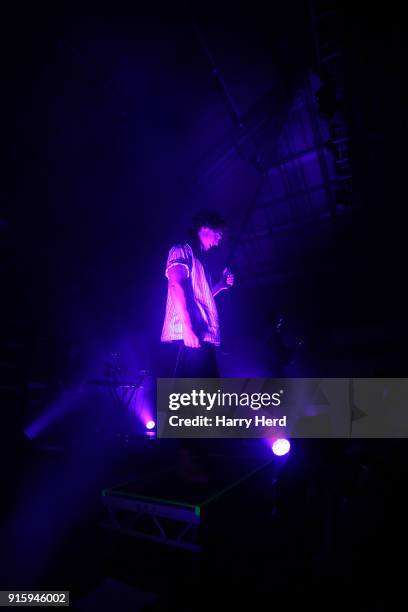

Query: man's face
[198,226,224,251]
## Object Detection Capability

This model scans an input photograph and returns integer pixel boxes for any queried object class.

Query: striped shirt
[161,243,220,345]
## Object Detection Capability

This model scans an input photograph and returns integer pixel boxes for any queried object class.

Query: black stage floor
[102,455,272,511]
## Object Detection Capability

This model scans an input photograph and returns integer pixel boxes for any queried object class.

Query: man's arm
[212,280,227,297]
[167,265,201,348]
[212,268,235,297]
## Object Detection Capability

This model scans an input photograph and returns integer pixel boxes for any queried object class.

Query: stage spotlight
[271,438,291,456]
[145,419,156,430]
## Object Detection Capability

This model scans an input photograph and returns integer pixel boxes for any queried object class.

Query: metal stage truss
[101,457,273,552]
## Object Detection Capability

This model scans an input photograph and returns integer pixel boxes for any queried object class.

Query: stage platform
[101,455,273,552]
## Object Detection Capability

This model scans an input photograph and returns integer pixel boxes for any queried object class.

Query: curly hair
[188,211,228,240]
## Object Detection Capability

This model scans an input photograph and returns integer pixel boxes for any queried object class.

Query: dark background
[0,1,406,607]
[2,1,405,383]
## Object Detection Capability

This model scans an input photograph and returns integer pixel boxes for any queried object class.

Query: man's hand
[183,325,201,348]
[212,268,235,297]
[222,267,235,288]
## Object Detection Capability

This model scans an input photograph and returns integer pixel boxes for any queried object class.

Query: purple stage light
[271,438,291,456]
[145,419,156,430]
[24,392,79,440]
